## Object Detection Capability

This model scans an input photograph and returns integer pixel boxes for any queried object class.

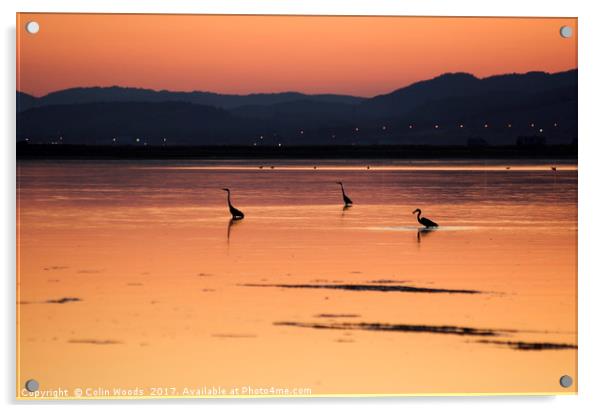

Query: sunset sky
[17,14,577,97]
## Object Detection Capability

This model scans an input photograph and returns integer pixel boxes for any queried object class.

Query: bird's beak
[221,188,228,191]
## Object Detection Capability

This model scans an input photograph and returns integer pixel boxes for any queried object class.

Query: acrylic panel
[16,13,578,399]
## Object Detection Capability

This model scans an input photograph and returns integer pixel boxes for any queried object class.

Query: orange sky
[16,14,577,97]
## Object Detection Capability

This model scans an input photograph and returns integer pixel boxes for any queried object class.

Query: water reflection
[341,205,352,217]
[226,218,241,244]
[17,160,578,395]
[417,227,437,243]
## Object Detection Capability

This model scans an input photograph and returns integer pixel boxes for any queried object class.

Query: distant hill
[17,69,577,146]
[231,99,358,133]
[359,70,577,118]
[17,101,261,145]
[17,87,364,111]
[17,91,37,112]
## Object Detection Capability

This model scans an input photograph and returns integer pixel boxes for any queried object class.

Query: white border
[3,1,602,412]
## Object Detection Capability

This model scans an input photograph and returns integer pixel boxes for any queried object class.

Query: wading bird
[336,181,353,207]
[221,188,245,220]
[413,208,438,228]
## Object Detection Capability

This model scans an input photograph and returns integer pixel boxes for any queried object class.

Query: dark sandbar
[241,283,480,294]
[68,339,122,345]
[475,339,577,351]
[274,321,511,337]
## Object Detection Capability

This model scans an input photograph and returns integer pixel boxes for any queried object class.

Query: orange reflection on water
[17,160,577,397]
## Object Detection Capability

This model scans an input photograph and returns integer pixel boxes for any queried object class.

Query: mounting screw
[25,21,40,34]
[559,26,573,38]
[24,379,39,392]
[559,375,573,388]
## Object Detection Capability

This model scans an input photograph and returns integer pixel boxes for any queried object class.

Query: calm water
[17,159,577,397]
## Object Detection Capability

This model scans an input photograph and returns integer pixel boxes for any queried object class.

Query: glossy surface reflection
[17,159,577,396]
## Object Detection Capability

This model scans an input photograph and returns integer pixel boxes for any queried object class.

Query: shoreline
[16,144,577,160]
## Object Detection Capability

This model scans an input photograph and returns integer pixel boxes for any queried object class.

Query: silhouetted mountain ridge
[18,101,258,145]
[17,91,37,112]
[360,70,577,118]
[17,69,577,146]
[17,86,364,111]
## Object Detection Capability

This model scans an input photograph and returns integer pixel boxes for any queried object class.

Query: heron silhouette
[221,188,244,220]
[413,208,438,228]
[336,182,353,207]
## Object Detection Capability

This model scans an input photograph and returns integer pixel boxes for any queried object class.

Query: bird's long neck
[339,184,346,196]
[416,210,421,222]
[226,192,233,208]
